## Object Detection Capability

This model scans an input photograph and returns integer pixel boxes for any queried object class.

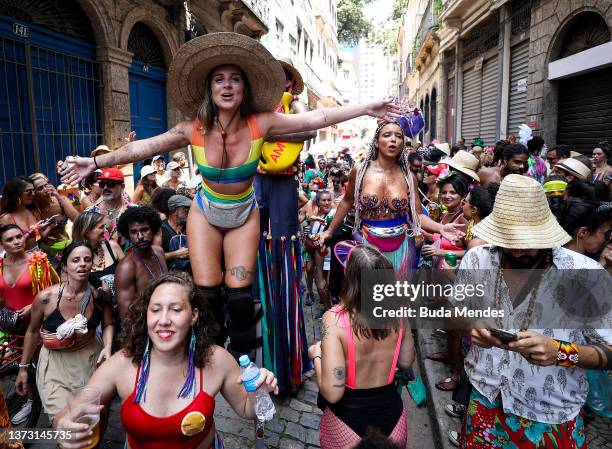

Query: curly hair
[121,272,219,368]
[353,121,421,232]
[117,206,162,241]
[150,188,176,217]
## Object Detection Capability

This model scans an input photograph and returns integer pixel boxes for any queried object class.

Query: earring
[178,327,197,399]
[134,336,152,403]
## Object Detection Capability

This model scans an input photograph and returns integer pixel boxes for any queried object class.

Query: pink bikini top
[333,305,403,389]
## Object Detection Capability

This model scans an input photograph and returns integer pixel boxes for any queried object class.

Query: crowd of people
[0,31,610,449]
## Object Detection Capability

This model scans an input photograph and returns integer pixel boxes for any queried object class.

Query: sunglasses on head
[98,181,121,188]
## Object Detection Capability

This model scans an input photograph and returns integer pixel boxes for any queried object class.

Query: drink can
[445,251,458,267]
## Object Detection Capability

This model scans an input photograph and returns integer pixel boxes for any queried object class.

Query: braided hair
[353,121,421,234]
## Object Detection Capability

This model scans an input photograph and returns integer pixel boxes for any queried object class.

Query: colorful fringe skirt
[361,216,418,280]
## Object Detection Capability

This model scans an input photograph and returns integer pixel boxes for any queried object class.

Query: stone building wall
[527,0,612,144]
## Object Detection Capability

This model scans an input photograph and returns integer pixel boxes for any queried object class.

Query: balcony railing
[413,0,439,56]
[239,0,270,23]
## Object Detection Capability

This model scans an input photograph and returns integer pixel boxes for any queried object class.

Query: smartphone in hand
[489,328,518,343]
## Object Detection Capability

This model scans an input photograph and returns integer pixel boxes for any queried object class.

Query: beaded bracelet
[555,339,579,368]
[94,155,100,169]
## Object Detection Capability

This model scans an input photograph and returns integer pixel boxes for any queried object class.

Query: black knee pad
[225,285,262,354]
[195,285,226,347]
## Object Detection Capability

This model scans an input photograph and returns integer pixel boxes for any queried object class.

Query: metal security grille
[0,33,101,185]
[480,55,498,145]
[462,13,500,63]
[557,67,612,153]
[461,67,481,141]
[507,41,529,136]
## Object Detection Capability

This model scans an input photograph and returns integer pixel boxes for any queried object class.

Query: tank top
[0,264,34,311]
[42,284,101,333]
[191,115,264,185]
[121,366,215,449]
[89,241,118,284]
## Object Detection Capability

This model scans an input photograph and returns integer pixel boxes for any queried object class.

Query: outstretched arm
[60,121,193,185]
[258,100,400,138]
[266,100,317,142]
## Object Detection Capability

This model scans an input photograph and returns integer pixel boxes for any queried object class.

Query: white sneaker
[11,398,32,425]
[448,430,460,447]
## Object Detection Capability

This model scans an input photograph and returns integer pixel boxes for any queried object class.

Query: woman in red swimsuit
[54,272,278,449]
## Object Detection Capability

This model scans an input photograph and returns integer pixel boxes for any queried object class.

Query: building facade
[0,0,266,186]
[412,0,612,151]
[397,0,444,144]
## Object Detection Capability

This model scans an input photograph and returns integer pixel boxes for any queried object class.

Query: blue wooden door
[129,61,167,183]
[0,15,101,186]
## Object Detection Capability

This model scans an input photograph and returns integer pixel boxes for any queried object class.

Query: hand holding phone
[489,328,518,343]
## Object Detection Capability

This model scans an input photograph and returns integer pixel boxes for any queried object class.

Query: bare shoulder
[168,120,194,137]
[152,245,165,259]
[208,345,238,374]
[36,285,58,306]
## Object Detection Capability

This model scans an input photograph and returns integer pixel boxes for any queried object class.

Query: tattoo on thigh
[229,266,252,281]
[332,367,345,387]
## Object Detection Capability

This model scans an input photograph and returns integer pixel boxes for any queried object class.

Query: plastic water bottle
[239,355,276,422]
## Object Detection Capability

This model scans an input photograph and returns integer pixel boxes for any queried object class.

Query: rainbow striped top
[191,115,264,185]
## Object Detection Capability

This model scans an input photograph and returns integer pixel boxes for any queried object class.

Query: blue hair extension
[134,336,151,403]
[177,328,197,399]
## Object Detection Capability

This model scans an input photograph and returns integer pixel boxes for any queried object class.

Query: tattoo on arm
[594,344,612,369]
[229,266,252,281]
[320,322,329,341]
[332,367,345,387]
[322,110,328,124]
[168,126,185,136]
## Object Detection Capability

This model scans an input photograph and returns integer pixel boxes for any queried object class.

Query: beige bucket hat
[473,174,571,249]
[445,150,480,182]
[167,33,285,117]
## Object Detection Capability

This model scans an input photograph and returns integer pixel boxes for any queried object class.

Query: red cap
[100,167,124,182]
[425,164,446,176]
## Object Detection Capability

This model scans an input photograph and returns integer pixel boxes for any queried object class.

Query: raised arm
[320,165,357,242]
[257,100,400,138]
[61,121,193,185]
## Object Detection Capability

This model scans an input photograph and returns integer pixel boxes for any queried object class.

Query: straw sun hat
[167,33,285,117]
[473,174,571,249]
[278,57,304,94]
[444,150,480,182]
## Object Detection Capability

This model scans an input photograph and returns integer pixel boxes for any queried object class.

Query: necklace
[133,248,164,279]
[92,244,106,271]
[214,109,240,183]
[493,249,552,329]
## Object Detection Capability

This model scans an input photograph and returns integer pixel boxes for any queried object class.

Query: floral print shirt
[452,245,612,424]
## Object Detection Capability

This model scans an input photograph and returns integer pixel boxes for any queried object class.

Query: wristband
[18,363,30,369]
[94,155,100,169]
[555,339,579,368]
[312,355,321,362]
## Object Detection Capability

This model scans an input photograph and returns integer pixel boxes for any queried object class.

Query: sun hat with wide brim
[445,150,480,182]
[278,57,304,95]
[167,33,285,117]
[473,174,571,249]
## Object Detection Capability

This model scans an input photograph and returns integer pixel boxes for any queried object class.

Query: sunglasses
[98,181,121,188]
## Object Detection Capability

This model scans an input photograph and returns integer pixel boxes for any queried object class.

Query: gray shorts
[196,189,257,230]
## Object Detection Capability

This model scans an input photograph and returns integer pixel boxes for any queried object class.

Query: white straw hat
[434,142,451,156]
[554,158,591,181]
[445,150,480,182]
[473,174,571,249]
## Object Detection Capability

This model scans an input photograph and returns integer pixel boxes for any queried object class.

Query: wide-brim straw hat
[167,33,285,117]
[434,142,451,156]
[445,150,480,182]
[278,57,304,94]
[554,158,591,180]
[474,174,571,249]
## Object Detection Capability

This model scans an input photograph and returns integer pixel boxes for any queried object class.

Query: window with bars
[462,13,500,63]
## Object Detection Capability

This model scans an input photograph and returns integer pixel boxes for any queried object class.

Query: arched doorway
[0,0,100,185]
[552,12,612,152]
[128,22,167,183]
[430,88,437,140]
